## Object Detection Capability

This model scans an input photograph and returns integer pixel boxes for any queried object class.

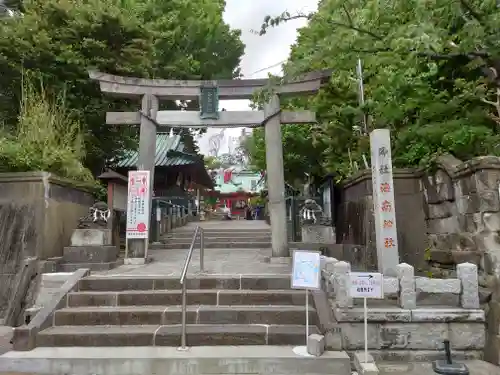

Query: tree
[244,124,326,186]
[247,0,500,181]
[204,155,222,170]
[0,75,93,182]
[0,0,244,174]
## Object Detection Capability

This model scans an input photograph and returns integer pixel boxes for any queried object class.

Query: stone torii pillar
[89,70,331,259]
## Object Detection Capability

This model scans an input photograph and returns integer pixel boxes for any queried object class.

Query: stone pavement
[95,221,290,277]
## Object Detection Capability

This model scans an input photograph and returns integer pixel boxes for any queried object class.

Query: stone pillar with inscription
[370,129,400,276]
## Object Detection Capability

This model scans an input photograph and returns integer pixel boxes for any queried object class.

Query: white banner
[126,170,151,239]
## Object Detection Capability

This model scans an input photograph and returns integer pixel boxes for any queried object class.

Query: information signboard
[349,272,384,299]
[126,170,151,239]
[349,271,384,364]
[291,250,321,290]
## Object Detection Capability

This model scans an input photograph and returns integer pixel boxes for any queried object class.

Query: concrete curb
[354,351,379,375]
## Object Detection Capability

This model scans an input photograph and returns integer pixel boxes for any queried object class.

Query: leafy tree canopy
[0,0,243,176]
[246,0,500,183]
[0,75,94,182]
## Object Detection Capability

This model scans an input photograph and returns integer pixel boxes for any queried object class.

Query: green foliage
[0,76,94,182]
[246,0,500,182]
[204,155,222,170]
[245,124,326,185]
[0,0,244,173]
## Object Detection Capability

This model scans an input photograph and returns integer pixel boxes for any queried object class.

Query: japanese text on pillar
[377,146,397,249]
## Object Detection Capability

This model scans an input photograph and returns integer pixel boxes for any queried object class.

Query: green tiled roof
[116,134,200,168]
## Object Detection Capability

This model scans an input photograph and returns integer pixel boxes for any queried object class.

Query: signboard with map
[291,250,321,290]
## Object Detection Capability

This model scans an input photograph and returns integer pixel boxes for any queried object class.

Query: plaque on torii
[199,82,219,120]
[89,70,331,261]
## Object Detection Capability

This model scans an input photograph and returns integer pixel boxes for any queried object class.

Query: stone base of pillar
[301,224,335,244]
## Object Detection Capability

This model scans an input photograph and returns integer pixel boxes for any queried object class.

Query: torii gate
[89,70,331,261]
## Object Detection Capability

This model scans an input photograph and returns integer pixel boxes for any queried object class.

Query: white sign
[370,129,399,275]
[349,272,384,299]
[126,170,151,239]
[291,250,321,290]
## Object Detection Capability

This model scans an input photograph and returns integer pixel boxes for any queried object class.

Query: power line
[246,60,286,77]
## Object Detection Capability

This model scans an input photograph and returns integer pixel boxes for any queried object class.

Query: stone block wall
[320,256,484,358]
[337,155,500,278]
[337,168,427,272]
[0,172,94,322]
[423,155,500,279]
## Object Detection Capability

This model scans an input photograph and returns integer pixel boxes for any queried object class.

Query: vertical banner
[126,170,151,239]
[370,129,399,275]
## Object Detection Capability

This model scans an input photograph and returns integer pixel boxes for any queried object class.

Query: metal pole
[180,281,187,349]
[200,228,204,272]
[356,58,368,135]
[305,289,309,346]
[364,296,368,363]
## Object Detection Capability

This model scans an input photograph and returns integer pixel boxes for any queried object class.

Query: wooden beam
[89,70,332,100]
[106,110,316,128]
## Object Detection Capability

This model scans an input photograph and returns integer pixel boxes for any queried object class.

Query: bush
[0,76,94,182]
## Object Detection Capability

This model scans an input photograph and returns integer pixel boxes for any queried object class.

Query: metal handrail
[178,225,204,349]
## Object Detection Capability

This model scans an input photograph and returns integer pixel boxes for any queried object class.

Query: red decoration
[223,169,233,183]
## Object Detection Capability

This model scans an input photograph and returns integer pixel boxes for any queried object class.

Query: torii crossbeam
[89,70,332,261]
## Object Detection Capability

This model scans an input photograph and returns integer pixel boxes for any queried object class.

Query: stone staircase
[158,226,272,249]
[34,274,320,347]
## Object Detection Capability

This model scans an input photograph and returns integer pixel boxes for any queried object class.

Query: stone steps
[170,229,271,235]
[0,346,352,375]
[68,289,307,307]
[161,235,272,241]
[77,275,291,291]
[28,275,319,349]
[159,241,272,249]
[36,324,319,347]
[160,227,272,249]
[53,305,316,326]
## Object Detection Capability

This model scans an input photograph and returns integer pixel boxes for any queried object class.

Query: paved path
[96,221,291,277]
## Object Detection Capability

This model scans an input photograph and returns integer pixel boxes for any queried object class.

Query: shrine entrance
[89,70,331,261]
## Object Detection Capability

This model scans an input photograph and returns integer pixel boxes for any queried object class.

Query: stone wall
[0,172,94,321]
[423,155,500,280]
[320,256,484,359]
[337,155,500,278]
[337,168,427,272]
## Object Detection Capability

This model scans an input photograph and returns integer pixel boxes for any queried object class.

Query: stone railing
[321,257,479,309]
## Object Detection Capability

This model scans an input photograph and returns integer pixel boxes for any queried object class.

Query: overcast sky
[197,0,318,155]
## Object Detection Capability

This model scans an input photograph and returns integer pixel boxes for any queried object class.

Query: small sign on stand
[291,250,321,357]
[349,272,383,363]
